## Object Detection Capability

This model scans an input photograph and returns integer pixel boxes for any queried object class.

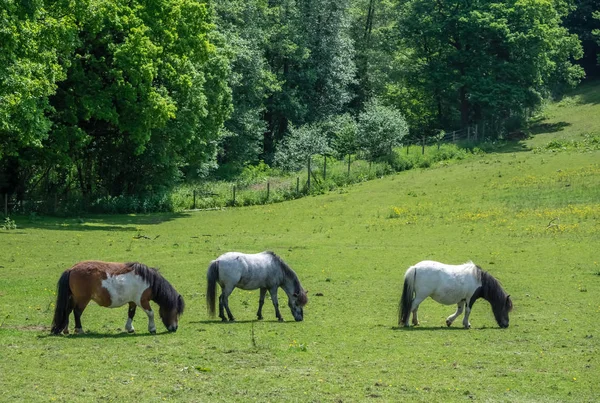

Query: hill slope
[0,85,599,401]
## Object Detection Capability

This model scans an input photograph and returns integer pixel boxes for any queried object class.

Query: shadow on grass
[191,319,299,325]
[37,330,173,339]
[528,121,571,135]
[392,325,505,331]
[15,212,190,232]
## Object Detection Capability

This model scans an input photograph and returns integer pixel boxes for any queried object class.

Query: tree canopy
[0,0,590,210]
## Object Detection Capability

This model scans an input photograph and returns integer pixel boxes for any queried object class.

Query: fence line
[2,123,497,216]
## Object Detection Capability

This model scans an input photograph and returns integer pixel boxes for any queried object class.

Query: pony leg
[407,296,426,327]
[446,300,465,327]
[412,307,420,326]
[257,288,267,320]
[269,287,283,322]
[220,286,235,322]
[462,305,472,329]
[73,299,90,335]
[62,298,75,335]
[140,299,157,333]
[218,294,226,321]
[125,302,136,333]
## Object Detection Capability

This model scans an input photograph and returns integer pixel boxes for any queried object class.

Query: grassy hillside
[1,85,599,402]
[527,80,600,148]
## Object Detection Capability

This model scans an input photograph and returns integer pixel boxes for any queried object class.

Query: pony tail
[51,270,72,334]
[399,267,415,326]
[206,261,219,317]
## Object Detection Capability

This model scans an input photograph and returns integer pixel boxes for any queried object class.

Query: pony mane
[266,251,304,298]
[126,262,184,314]
[475,265,508,304]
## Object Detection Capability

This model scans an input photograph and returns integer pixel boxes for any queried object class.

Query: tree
[47,0,231,198]
[322,114,358,174]
[274,123,329,189]
[0,1,76,197]
[395,0,584,134]
[214,0,280,170]
[564,0,600,77]
[594,11,600,65]
[263,0,356,159]
[358,99,408,161]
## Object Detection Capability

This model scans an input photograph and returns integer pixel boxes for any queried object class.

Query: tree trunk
[347,154,351,175]
[307,156,311,190]
[460,85,470,129]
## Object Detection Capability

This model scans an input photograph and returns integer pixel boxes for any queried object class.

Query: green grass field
[1,86,600,401]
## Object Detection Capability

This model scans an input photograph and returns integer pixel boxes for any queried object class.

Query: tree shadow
[528,121,571,135]
[14,212,190,232]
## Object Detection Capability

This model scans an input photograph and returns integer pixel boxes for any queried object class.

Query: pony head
[492,294,513,328]
[159,294,185,332]
[288,289,308,322]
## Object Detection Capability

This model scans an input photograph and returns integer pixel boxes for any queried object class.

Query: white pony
[399,260,512,328]
[206,251,308,322]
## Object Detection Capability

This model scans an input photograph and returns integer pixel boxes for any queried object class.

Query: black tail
[206,261,219,317]
[399,267,415,326]
[51,270,72,334]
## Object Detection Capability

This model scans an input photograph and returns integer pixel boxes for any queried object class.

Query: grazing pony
[206,251,308,322]
[51,261,184,335]
[399,260,512,329]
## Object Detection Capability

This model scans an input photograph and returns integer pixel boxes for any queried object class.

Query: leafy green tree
[349,0,400,109]
[395,0,584,133]
[0,1,74,160]
[214,0,280,169]
[564,0,600,77]
[358,99,408,161]
[47,0,231,197]
[322,114,358,174]
[274,122,329,188]
[594,11,600,65]
[263,0,356,158]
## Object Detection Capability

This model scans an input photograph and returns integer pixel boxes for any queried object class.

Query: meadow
[1,88,600,401]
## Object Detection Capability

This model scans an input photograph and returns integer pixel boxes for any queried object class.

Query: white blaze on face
[102,271,149,308]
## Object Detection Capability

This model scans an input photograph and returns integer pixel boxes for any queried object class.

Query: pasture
[1,148,599,401]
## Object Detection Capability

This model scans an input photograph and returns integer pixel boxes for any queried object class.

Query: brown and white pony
[51,261,184,335]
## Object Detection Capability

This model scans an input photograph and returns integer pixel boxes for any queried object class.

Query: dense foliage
[1,0,595,212]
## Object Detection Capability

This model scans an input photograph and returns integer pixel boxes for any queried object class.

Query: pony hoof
[75,328,84,335]
[278,318,284,322]
[150,329,157,334]
[257,316,263,320]
[228,318,235,322]
[446,320,452,327]
[127,329,135,334]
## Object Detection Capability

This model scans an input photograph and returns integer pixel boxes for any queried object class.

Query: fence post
[347,154,351,176]
[453,131,456,142]
[323,156,327,181]
[406,143,410,155]
[232,185,236,206]
[266,182,270,200]
[296,177,300,194]
[193,190,196,209]
[475,124,478,142]
[467,126,471,142]
[4,193,7,217]
[421,137,425,155]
